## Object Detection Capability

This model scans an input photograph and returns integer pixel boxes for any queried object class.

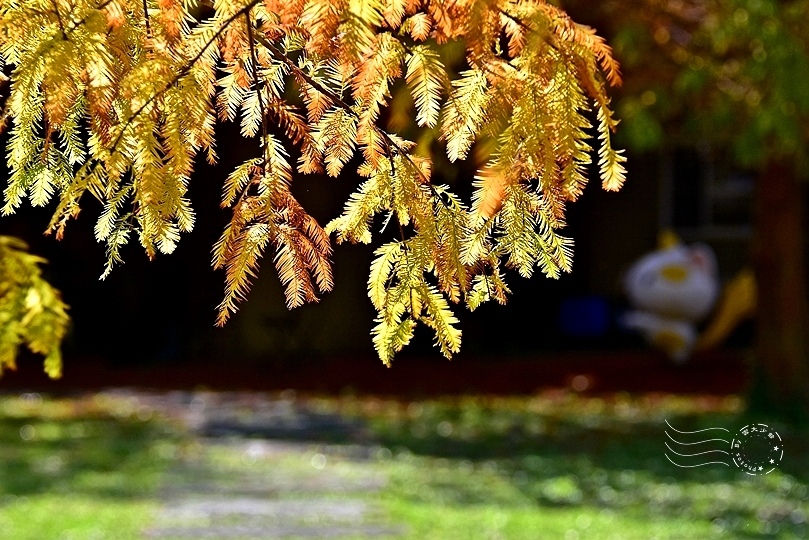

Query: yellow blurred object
[652,330,688,358]
[695,269,757,351]
[659,265,688,282]
[657,229,682,249]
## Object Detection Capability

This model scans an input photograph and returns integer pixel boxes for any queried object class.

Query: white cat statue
[622,241,720,363]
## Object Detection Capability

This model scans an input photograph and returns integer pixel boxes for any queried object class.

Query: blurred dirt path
[122,390,404,539]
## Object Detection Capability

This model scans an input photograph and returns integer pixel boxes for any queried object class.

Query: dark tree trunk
[750,160,809,419]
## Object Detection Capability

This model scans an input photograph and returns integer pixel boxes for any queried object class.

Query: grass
[1,390,808,539]
[0,392,182,540]
[314,392,809,539]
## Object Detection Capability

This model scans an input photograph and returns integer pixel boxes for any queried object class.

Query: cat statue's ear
[688,243,718,276]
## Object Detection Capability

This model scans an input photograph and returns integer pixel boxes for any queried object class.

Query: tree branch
[250,30,436,188]
[245,11,269,176]
[47,0,264,235]
[142,0,153,40]
[50,0,68,39]
[106,0,263,162]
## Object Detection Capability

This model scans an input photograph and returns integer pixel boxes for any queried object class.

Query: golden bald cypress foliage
[0,0,625,365]
[0,237,69,378]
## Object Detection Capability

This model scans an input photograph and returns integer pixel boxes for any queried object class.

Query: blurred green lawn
[319,392,809,539]
[0,391,807,539]
[0,393,181,540]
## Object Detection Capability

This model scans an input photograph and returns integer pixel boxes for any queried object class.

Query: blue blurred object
[559,296,610,338]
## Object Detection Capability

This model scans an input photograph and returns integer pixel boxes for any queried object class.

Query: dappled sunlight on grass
[306,391,809,539]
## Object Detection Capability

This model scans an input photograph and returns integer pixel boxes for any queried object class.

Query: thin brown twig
[245,11,268,175]
[142,0,153,39]
[50,0,68,39]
